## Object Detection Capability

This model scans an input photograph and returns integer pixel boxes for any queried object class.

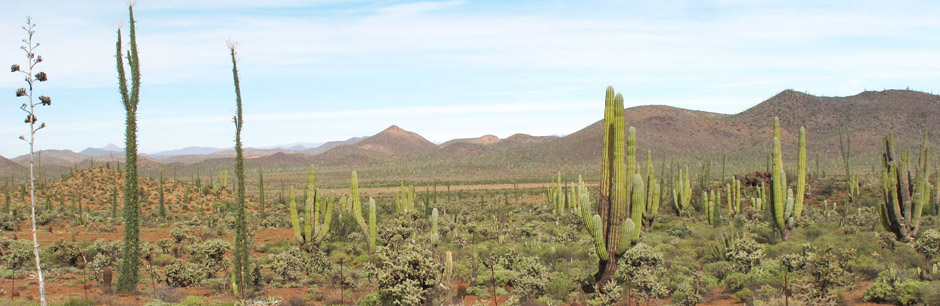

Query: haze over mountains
[2,89,938,181]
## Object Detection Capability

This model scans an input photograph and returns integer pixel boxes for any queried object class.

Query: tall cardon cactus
[768,117,806,241]
[579,86,643,288]
[878,132,932,242]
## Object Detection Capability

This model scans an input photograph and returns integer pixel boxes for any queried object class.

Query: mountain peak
[381,125,408,135]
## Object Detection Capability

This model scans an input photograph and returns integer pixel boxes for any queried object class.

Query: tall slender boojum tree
[229,42,250,296]
[115,5,143,293]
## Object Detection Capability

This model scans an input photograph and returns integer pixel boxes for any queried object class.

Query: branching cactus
[672,166,692,216]
[579,86,643,288]
[304,167,315,242]
[351,172,377,253]
[878,133,932,242]
[768,117,806,241]
[396,181,415,214]
[726,179,741,217]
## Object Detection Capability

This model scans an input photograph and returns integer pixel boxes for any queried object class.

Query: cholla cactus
[878,132,931,242]
[768,118,807,241]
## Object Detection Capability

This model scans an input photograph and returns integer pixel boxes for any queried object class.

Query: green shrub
[163,260,210,287]
[178,296,206,306]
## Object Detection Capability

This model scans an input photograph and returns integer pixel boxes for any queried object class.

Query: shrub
[728,237,765,273]
[153,287,184,304]
[915,229,940,261]
[48,240,83,267]
[616,243,668,301]
[163,260,210,287]
[511,256,551,300]
[372,243,441,306]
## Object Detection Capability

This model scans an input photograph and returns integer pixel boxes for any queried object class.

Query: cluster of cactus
[350,171,377,252]
[878,132,932,242]
[702,190,721,226]
[726,178,741,217]
[291,167,333,245]
[642,152,662,230]
[751,183,766,211]
[672,166,693,216]
[548,173,586,215]
[219,170,228,190]
[579,86,644,286]
[396,182,415,214]
[768,117,807,241]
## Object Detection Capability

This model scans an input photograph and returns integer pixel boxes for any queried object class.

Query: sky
[1,0,939,157]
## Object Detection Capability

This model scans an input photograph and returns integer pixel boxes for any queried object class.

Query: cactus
[351,172,377,253]
[431,208,440,245]
[704,190,720,226]
[158,170,166,219]
[878,132,931,242]
[444,251,454,281]
[643,152,661,230]
[396,181,416,214]
[304,167,315,243]
[726,179,741,217]
[672,167,692,216]
[579,86,643,287]
[768,118,806,241]
[258,168,265,220]
[289,187,302,243]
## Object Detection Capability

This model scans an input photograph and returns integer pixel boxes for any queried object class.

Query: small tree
[11,16,50,306]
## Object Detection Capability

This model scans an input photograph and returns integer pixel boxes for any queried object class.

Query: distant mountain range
[2,89,938,182]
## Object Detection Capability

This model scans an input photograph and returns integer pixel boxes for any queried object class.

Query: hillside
[2,89,938,183]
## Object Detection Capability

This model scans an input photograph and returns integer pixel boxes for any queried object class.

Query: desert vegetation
[2,3,940,306]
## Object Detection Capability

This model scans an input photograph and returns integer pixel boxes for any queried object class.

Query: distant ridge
[3,89,938,181]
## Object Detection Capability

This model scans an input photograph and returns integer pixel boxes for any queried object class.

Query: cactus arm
[288,187,302,243]
[618,219,635,254]
[591,214,609,261]
[794,127,807,219]
[368,197,377,253]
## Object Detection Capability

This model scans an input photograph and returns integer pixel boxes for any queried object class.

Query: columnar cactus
[304,167,315,243]
[431,208,440,245]
[672,167,692,216]
[726,179,741,217]
[289,187,302,243]
[878,133,931,242]
[704,190,720,226]
[643,152,661,231]
[579,86,643,287]
[768,118,806,241]
[396,181,415,214]
[351,172,377,253]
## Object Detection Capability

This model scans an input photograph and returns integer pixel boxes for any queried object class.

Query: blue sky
[1,0,939,157]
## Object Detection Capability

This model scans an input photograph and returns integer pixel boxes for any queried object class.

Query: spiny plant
[114,4,144,293]
[768,117,806,241]
[258,168,265,220]
[396,181,415,214]
[878,131,932,242]
[11,16,50,305]
[158,170,166,219]
[431,207,440,246]
[351,171,377,252]
[228,41,250,296]
[289,187,302,243]
[672,166,692,216]
[643,152,662,231]
[579,86,643,287]
[703,190,721,227]
[300,166,332,245]
[726,178,741,217]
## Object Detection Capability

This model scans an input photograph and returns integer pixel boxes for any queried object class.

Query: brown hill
[440,135,500,148]
[0,156,28,179]
[317,125,437,163]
